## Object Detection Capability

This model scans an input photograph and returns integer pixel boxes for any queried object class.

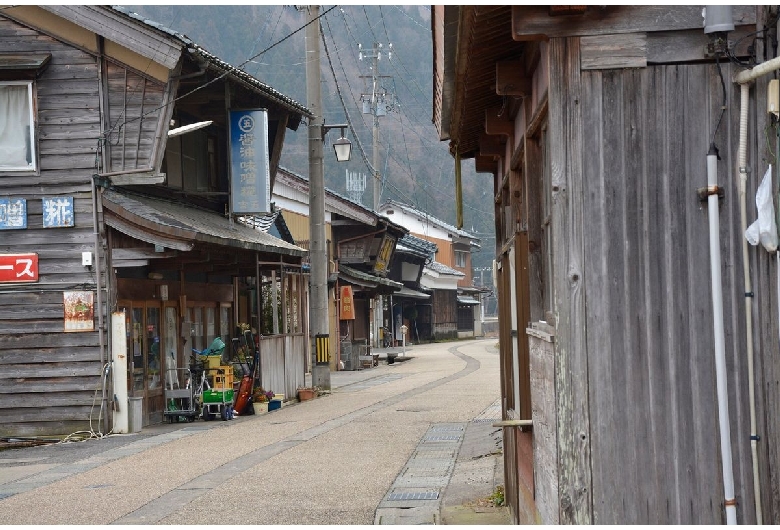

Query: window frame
[454,249,467,268]
[0,80,37,172]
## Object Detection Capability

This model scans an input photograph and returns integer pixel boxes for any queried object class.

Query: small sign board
[0,253,38,283]
[64,291,94,332]
[229,109,271,214]
[339,285,355,320]
[0,198,27,229]
[42,196,74,228]
[373,234,396,275]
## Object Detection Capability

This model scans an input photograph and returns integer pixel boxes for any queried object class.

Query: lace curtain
[0,84,32,169]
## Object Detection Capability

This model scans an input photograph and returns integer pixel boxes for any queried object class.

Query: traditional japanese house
[378,200,481,341]
[0,5,310,436]
[384,233,436,345]
[433,4,780,525]
[272,166,407,369]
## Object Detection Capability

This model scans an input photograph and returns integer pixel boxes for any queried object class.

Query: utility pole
[306,5,330,390]
[359,42,394,210]
[359,41,394,349]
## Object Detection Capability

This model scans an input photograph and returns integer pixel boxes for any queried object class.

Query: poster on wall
[64,291,94,332]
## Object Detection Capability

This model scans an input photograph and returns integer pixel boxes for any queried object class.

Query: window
[0,82,35,171]
[454,250,467,268]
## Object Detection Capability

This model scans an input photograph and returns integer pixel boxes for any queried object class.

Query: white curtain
[0,84,32,169]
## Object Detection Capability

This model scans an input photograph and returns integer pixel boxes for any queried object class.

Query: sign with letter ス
[0,253,39,283]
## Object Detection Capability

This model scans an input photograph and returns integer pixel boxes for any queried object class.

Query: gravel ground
[0,338,502,525]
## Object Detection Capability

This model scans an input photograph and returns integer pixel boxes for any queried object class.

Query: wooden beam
[496,61,532,96]
[479,134,504,157]
[112,248,178,260]
[112,259,149,268]
[475,155,498,174]
[110,172,166,186]
[512,5,757,41]
[580,33,647,70]
[485,106,514,136]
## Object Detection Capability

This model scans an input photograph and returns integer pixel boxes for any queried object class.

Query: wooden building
[433,4,780,525]
[378,200,481,341]
[0,5,310,436]
[272,166,407,369]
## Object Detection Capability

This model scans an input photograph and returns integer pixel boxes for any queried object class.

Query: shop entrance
[118,301,177,426]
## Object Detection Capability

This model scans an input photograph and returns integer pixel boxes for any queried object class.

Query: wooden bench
[358,355,374,369]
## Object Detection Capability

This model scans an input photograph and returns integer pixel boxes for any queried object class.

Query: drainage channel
[374,423,466,525]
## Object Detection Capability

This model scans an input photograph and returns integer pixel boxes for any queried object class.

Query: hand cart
[201,365,235,421]
[164,368,197,423]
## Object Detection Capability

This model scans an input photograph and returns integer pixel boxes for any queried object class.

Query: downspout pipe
[707,145,738,526]
[735,79,763,525]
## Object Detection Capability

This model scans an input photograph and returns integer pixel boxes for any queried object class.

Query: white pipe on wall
[736,80,763,525]
[707,150,738,525]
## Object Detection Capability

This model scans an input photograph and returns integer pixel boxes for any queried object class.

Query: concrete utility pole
[358,42,394,210]
[306,5,330,390]
[359,41,394,348]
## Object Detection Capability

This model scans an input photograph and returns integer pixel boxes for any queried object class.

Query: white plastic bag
[745,165,778,252]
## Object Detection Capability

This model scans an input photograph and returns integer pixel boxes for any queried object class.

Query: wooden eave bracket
[479,133,504,157]
[496,61,532,96]
[475,155,498,174]
[485,106,514,136]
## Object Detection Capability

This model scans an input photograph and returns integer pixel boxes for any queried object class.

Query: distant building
[378,200,481,341]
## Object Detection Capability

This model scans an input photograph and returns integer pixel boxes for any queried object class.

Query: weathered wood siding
[105,60,165,171]
[258,334,305,399]
[0,17,106,437]
[431,289,458,340]
[549,43,776,523]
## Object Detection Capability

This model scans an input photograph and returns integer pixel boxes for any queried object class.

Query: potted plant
[252,388,275,414]
[297,386,316,402]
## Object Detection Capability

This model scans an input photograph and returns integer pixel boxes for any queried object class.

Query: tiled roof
[109,6,311,118]
[425,261,465,277]
[380,199,479,241]
[398,233,437,256]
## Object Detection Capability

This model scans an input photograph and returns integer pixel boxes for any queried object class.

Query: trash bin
[128,396,143,433]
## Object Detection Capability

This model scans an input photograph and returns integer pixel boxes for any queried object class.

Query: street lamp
[324,124,352,162]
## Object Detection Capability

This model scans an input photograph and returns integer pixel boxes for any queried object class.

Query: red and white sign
[0,253,39,283]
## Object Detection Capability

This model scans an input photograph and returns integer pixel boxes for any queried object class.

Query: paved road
[0,339,504,525]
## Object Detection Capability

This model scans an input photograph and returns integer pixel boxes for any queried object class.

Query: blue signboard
[0,198,27,230]
[229,109,271,214]
[42,196,74,228]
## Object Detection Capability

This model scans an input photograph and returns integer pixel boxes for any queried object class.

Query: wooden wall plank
[548,36,592,524]
[512,5,756,41]
[581,33,647,70]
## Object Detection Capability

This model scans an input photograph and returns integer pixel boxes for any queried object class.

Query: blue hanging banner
[229,109,271,214]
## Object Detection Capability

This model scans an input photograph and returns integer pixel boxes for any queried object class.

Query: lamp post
[306,6,351,390]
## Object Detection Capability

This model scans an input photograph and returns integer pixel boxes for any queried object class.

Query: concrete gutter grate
[424,435,460,441]
[374,422,467,524]
[387,491,439,501]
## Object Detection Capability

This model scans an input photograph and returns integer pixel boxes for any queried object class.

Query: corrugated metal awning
[102,189,305,257]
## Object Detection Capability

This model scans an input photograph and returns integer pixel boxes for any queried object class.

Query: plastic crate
[205,355,223,370]
[203,389,234,403]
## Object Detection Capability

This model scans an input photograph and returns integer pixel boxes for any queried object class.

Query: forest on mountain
[123,5,496,273]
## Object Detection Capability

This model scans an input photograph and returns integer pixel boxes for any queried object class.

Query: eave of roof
[439,5,523,159]
[102,189,305,257]
[381,199,479,241]
[109,5,311,119]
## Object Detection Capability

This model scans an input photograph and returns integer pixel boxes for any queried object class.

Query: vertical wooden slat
[549,36,592,524]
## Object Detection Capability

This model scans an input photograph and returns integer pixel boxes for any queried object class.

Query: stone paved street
[0,339,509,525]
